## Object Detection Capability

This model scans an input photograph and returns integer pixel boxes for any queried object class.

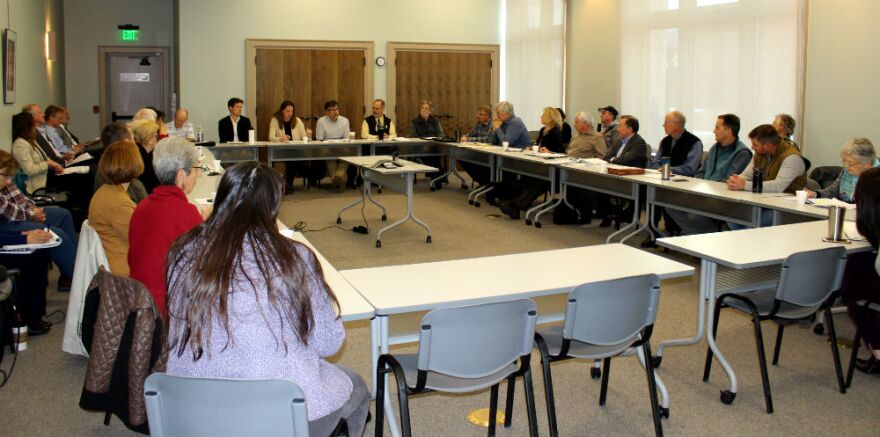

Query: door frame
[387,42,500,122]
[98,46,171,127]
[245,39,374,131]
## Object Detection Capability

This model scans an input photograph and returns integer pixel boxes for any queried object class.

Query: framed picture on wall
[3,29,16,104]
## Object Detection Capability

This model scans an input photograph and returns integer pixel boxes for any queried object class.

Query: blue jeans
[727,209,773,231]
[0,207,77,278]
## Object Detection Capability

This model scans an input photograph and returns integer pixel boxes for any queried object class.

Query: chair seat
[720,288,818,320]
[395,354,519,394]
[537,325,637,360]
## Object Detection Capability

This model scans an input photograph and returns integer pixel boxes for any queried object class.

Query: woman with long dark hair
[165,162,369,436]
[10,112,64,193]
[268,100,312,188]
[842,167,880,374]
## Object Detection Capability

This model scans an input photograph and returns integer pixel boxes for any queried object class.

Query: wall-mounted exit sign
[121,29,139,41]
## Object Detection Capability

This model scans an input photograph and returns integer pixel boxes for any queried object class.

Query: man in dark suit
[217,97,253,143]
[605,115,648,168]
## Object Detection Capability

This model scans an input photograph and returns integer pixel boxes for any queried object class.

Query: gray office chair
[531,274,664,437]
[704,246,848,414]
[845,299,880,388]
[375,299,539,437]
[144,373,315,437]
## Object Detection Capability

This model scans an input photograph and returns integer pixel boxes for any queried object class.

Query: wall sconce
[45,31,56,60]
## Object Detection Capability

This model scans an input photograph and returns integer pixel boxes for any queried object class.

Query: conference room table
[341,244,694,437]
[654,220,871,407]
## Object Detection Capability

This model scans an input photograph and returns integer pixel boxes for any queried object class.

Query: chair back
[417,299,537,379]
[562,274,661,346]
[775,246,847,309]
[144,373,310,437]
[62,219,111,356]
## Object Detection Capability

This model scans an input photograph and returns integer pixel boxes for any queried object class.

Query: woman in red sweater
[128,137,203,315]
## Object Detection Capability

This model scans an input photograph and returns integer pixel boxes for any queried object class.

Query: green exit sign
[121,29,139,41]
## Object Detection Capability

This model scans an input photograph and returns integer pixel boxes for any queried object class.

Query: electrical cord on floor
[44,309,65,324]
[292,220,348,234]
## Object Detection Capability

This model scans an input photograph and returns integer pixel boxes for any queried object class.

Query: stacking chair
[145,373,328,437]
[375,299,539,437]
[704,246,848,414]
[532,274,664,437]
[845,299,880,388]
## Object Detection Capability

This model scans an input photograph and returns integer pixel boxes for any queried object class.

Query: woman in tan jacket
[10,112,64,193]
[268,100,312,188]
[88,140,144,276]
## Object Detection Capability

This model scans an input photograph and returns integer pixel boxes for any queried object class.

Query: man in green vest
[727,123,807,228]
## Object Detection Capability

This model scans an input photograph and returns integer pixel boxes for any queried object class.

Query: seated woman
[268,100,312,189]
[10,112,64,194]
[0,229,53,335]
[130,119,160,194]
[129,137,203,316]
[807,137,878,203]
[88,141,143,277]
[842,167,880,374]
[497,107,564,219]
[165,162,369,436]
[410,100,445,186]
[0,150,77,289]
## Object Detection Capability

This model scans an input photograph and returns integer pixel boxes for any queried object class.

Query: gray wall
[63,0,174,141]
[0,0,66,152]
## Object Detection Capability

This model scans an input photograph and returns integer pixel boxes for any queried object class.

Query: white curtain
[620,0,802,149]
[503,0,566,131]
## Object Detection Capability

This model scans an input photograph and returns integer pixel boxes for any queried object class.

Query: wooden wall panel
[395,50,492,138]
[337,51,365,136]
[285,50,312,134]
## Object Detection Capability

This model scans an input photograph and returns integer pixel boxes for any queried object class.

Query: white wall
[0,0,65,151]
[802,0,880,167]
[178,0,501,142]
[566,0,619,119]
[63,0,174,141]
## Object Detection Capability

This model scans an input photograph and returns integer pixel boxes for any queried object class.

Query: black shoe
[58,276,72,292]
[498,201,522,220]
[855,357,880,374]
[599,217,612,227]
[28,321,52,336]
[641,237,658,248]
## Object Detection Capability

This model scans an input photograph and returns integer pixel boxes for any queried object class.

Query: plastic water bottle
[196,125,204,142]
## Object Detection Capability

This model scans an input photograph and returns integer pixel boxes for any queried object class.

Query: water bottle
[196,125,204,142]
[660,157,671,180]
[752,168,764,193]
[455,129,462,143]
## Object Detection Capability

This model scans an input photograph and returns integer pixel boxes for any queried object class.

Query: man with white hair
[488,100,530,148]
[553,111,608,224]
[133,107,157,121]
[567,112,607,159]
[166,108,195,141]
[648,111,702,176]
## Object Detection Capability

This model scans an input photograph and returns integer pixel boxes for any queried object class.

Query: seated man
[597,106,621,153]
[24,103,65,165]
[458,105,494,186]
[44,105,86,156]
[772,113,799,151]
[484,100,531,204]
[600,115,648,227]
[665,114,752,235]
[563,112,608,224]
[643,111,703,245]
[361,99,396,140]
[410,100,445,185]
[316,99,351,190]
[167,108,196,141]
[218,97,253,143]
[727,124,806,228]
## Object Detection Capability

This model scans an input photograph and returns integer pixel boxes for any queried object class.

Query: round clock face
[375,56,386,67]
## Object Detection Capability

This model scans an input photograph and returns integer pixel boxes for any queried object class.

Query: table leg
[528,169,561,227]
[376,173,432,245]
[430,146,467,188]
[607,183,644,243]
[655,258,708,362]
[336,174,367,222]
[372,316,402,437]
[703,261,738,399]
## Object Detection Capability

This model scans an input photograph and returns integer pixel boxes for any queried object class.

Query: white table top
[341,244,694,315]
[657,220,872,269]
[219,138,433,147]
[751,194,856,221]
[340,155,437,174]
[279,229,375,322]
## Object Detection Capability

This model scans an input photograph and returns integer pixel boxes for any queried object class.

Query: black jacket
[605,133,649,168]
[217,115,253,143]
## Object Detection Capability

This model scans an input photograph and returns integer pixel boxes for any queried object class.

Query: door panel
[106,53,165,122]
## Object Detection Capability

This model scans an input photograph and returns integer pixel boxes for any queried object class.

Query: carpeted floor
[2,177,878,437]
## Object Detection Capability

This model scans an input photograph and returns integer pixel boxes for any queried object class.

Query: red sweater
[128,185,202,316]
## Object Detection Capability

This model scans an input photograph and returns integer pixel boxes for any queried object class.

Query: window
[620,0,802,148]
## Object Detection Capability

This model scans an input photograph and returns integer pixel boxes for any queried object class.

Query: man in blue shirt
[488,100,530,148]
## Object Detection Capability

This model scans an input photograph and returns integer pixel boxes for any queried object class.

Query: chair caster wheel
[375,240,382,248]
[590,367,601,379]
[535,222,542,228]
[381,214,387,221]
[336,217,342,224]
[460,184,468,191]
[720,390,736,405]
[474,202,481,208]
[468,200,474,205]
[659,407,670,419]
[426,236,432,244]
[525,219,533,226]
[813,323,825,335]
[652,356,663,368]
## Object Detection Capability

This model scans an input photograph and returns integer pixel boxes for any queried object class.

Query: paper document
[68,152,93,165]
[0,230,62,254]
[809,198,856,209]
[61,166,90,175]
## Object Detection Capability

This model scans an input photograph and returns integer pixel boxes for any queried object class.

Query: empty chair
[704,246,848,414]
[532,274,664,437]
[144,373,328,437]
[375,299,539,437]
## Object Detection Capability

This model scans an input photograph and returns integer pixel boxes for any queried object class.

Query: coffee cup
[303,136,310,144]
[348,131,356,141]
[531,145,539,153]
[795,190,808,205]
[502,141,509,151]
[248,129,256,144]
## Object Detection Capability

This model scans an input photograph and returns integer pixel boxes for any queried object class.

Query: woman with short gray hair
[807,137,879,203]
[128,136,205,315]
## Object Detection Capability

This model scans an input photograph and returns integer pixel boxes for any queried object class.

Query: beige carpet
[2,178,878,437]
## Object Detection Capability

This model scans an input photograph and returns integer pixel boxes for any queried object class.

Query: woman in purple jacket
[165,162,369,436]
